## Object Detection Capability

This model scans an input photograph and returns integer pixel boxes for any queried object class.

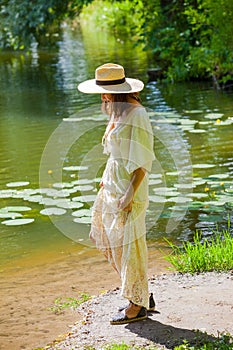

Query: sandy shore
[46,272,233,350]
[0,246,170,350]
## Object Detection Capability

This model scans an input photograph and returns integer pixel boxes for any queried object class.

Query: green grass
[165,225,233,274]
[84,333,233,349]
[33,334,233,350]
[48,292,91,314]
[173,333,233,349]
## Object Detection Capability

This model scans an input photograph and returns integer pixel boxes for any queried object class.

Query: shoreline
[0,246,170,350]
[46,271,233,350]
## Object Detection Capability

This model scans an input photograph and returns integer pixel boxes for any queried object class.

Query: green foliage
[174,333,233,349]
[1,0,233,83]
[79,0,233,84]
[0,0,90,50]
[32,334,233,349]
[103,344,159,350]
[80,0,160,40]
[48,293,91,314]
[64,334,233,349]
[165,225,233,274]
[103,343,138,350]
[145,0,233,83]
[0,0,68,49]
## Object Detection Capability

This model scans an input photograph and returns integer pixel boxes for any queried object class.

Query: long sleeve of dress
[119,108,155,174]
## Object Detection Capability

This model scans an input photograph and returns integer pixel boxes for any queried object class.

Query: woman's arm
[118,167,146,212]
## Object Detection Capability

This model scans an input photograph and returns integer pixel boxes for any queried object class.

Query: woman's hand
[118,192,133,212]
[118,168,146,212]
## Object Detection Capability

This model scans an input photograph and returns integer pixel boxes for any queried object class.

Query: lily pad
[198,214,223,222]
[40,188,70,198]
[12,193,27,199]
[180,119,198,125]
[204,113,224,119]
[167,197,192,203]
[155,119,179,124]
[2,206,32,212]
[93,177,103,183]
[149,179,162,186]
[153,188,180,197]
[166,171,181,176]
[24,195,43,203]
[23,189,40,196]
[40,208,67,216]
[65,188,79,194]
[202,205,225,213]
[2,218,34,226]
[73,217,92,224]
[188,202,205,210]
[73,185,94,192]
[225,188,233,193]
[72,179,93,185]
[63,166,88,171]
[187,193,208,199]
[193,164,215,169]
[214,120,233,126]
[52,182,74,189]
[188,129,206,133]
[40,198,57,206]
[174,183,193,189]
[180,126,195,131]
[0,190,13,198]
[56,201,84,209]
[199,121,212,125]
[160,211,185,218]
[192,179,207,186]
[6,181,30,187]
[164,191,181,197]
[152,187,171,194]
[149,173,163,179]
[72,209,92,217]
[0,212,23,219]
[208,174,229,180]
[72,195,96,203]
[149,195,167,203]
[184,110,203,114]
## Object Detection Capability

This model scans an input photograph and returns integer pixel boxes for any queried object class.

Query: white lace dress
[90,106,155,308]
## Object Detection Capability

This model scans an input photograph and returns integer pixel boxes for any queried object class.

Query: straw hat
[78,63,144,94]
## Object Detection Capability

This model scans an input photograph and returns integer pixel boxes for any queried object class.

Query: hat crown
[95,63,125,82]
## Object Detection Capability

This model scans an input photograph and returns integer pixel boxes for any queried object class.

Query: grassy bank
[165,225,233,274]
[34,226,233,350]
[100,334,233,349]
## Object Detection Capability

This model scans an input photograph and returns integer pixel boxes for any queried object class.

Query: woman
[78,63,155,324]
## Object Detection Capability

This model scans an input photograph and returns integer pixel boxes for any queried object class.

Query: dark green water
[0,26,232,273]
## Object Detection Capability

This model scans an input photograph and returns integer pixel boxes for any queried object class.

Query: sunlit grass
[48,293,91,314]
[86,333,233,349]
[165,223,233,274]
[33,333,233,350]
[174,333,233,349]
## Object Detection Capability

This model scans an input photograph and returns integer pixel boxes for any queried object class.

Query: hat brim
[78,78,144,94]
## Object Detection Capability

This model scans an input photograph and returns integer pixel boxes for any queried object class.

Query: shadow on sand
[125,312,218,349]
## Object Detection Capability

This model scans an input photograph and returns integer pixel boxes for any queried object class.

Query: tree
[0,0,91,50]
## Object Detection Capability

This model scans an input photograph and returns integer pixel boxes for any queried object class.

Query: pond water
[0,25,232,274]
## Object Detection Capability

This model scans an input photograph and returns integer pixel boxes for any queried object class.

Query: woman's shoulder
[127,106,151,127]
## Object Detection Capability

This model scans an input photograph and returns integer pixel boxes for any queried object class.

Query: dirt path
[0,247,169,350]
[46,272,233,350]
